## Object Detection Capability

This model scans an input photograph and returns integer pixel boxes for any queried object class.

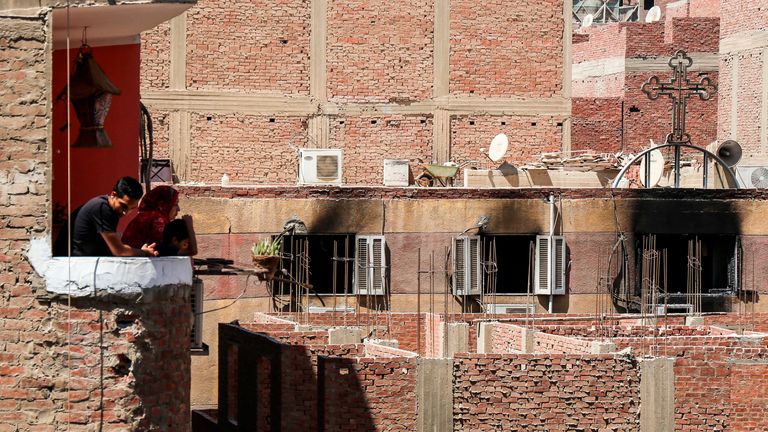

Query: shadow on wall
[622,194,742,313]
[195,324,378,432]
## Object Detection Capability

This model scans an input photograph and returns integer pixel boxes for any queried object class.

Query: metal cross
[641,50,717,144]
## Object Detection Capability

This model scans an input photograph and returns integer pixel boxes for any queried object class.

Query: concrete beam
[328,327,362,345]
[640,357,675,432]
[439,322,468,358]
[477,322,494,354]
[417,358,453,432]
[521,328,536,353]
[721,29,768,55]
[685,316,704,326]
[169,12,186,90]
[590,341,617,354]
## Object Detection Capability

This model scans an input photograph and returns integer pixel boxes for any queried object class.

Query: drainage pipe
[548,193,555,314]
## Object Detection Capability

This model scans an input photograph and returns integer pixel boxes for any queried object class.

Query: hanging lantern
[59,46,121,147]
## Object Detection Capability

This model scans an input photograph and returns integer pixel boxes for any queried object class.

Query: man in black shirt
[71,177,158,257]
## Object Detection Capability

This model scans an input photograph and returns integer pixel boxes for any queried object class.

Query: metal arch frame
[611,143,740,189]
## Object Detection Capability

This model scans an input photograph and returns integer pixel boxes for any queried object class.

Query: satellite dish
[488,133,509,162]
[639,148,664,187]
[717,140,742,167]
[581,14,594,29]
[645,6,661,23]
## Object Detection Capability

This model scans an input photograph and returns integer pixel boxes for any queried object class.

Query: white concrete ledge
[27,237,193,298]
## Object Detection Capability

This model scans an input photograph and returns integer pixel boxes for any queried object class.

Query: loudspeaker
[716,140,742,167]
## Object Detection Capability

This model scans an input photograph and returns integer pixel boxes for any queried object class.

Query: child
[158,218,193,256]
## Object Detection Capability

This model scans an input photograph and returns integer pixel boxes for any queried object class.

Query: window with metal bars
[271,234,356,296]
[636,234,739,311]
[482,235,537,294]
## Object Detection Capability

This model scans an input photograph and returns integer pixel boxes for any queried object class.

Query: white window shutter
[453,237,466,295]
[553,235,566,295]
[453,236,483,296]
[535,235,551,295]
[355,235,386,295]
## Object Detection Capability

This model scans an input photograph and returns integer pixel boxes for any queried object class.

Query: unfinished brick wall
[450,116,563,166]
[453,354,641,431]
[533,331,594,354]
[450,0,563,97]
[140,21,170,91]
[185,0,311,93]
[326,0,433,102]
[720,0,768,38]
[572,24,628,64]
[729,363,768,432]
[281,343,363,431]
[328,115,433,184]
[188,114,308,184]
[280,312,426,355]
[319,356,418,432]
[51,290,193,430]
[490,323,525,353]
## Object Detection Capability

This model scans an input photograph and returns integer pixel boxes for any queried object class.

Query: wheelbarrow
[416,162,474,187]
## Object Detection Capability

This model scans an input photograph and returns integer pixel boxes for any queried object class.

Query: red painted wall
[51,44,141,218]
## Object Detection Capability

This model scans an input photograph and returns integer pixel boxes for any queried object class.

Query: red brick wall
[453,354,640,431]
[729,363,768,432]
[320,356,417,432]
[623,71,718,153]
[326,1,433,102]
[450,0,563,97]
[188,114,308,184]
[185,0,311,93]
[281,344,363,431]
[490,323,525,353]
[573,23,627,64]
[534,331,594,353]
[720,0,768,38]
[571,98,623,153]
[450,115,563,166]
[328,115,433,184]
[140,21,170,91]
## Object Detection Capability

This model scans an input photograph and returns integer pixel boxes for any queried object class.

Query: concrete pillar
[521,328,536,353]
[477,322,495,354]
[685,316,705,326]
[640,357,675,432]
[439,322,469,358]
[590,341,617,354]
[328,327,362,344]
[417,358,453,432]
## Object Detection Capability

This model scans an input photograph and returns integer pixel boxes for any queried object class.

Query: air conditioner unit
[735,166,768,188]
[298,148,343,185]
[383,159,410,186]
[484,304,535,314]
[191,278,204,348]
[654,304,693,315]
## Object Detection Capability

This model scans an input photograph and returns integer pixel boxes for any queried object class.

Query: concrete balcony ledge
[28,237,193,299]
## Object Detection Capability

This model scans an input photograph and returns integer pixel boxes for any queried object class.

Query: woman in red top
[122,185,180,249]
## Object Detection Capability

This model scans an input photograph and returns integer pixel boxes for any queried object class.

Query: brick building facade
[140,0,572,185]
[571,1,720,155]
[0,2,195,430]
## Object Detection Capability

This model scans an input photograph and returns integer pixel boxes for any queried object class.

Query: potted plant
[251,237,283,279]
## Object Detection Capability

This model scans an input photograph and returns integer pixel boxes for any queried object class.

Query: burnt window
[636,234,739,312]
[484,235,537,294]
[272,234,355,296]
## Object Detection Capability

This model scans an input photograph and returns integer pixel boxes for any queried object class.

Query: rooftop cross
[641,50,717,144]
